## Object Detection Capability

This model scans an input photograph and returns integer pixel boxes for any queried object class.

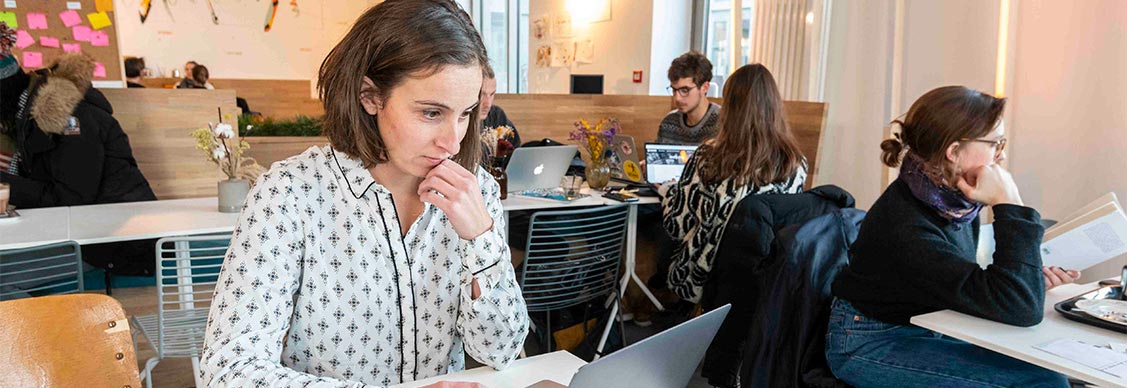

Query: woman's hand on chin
[956,165,1023,206]
[418,159,493,240]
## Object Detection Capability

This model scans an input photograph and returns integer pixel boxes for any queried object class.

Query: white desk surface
[501,189,660,212]
[2,192,659,250]
[68,197,240,245]
[911,279,1127,388]
[393,351,586,388]
[0,206,71,250]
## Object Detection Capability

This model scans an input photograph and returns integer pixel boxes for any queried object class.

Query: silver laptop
[505,145,578,192]
[529,304,731,388]
[644,143,699,184]
[608,135,644,183]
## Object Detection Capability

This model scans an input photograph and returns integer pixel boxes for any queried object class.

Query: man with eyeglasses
[657,51,721,145]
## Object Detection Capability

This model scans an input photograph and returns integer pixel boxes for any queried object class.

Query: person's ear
[945,141,962,164]
[360,76,383,115]
[699,81,710,95]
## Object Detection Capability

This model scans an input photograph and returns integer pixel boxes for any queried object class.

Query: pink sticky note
[39,36,60,48]
[89,30,109,46]
[22,51,43,68]
[62,43,81,53]
[59,10,82,27]
[93,62,106,78]
[72,25,92,41]
[27,13,48,30]
[15,29,34,49]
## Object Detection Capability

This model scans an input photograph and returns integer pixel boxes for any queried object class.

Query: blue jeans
[825,298,1069,388]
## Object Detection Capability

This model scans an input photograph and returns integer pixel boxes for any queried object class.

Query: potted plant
[481,125,515,198]
[569,117,620,189]
[191,123,266,212]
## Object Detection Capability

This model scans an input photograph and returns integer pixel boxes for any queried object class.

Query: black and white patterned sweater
[662,148,806,303]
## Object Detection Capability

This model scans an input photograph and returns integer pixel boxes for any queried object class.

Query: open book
[977,192,1127,270]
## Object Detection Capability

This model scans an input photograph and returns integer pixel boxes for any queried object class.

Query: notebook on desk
[525,304,730,388]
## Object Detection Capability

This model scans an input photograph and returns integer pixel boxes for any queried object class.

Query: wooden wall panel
[102,89,240,199]
[109,89,825,198]
[138,77,321,120]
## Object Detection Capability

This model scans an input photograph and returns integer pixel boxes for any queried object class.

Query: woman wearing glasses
[827,86,1078,387]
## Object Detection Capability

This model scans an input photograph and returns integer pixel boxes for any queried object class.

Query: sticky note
[0,11,17,28]
[26,13,47,29]
[21,51,41,68]
[89,30,108,46]
[66,2,81,10]
[59,10,81,27]
[72,25,91,41]
[93,62,106,78]
[39,36,59,48]
[87,11,110,30]
[14,29,32,49]
[62,43,81,53]
[3,1,16,9]
[95,0,113,12]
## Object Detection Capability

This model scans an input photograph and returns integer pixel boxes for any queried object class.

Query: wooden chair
[0,294,142,388]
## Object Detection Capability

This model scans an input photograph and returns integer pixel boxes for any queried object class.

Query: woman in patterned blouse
[661,64,808,304]
[200,1,529,387]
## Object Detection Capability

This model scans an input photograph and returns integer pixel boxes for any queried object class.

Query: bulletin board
[0,0,123,82]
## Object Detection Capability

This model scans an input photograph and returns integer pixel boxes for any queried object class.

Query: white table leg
[624,205,664,311]
[596,204,666,359]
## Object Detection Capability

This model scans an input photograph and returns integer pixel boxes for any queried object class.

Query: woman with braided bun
[825,86,1077,388]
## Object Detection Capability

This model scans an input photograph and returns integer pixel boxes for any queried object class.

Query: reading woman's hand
[1043,266,1080,290]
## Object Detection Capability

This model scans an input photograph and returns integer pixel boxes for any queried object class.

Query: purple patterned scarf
[900,152,983,223]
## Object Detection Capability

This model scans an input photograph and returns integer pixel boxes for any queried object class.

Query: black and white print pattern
[662,147,806,303]
[201,146,529,387]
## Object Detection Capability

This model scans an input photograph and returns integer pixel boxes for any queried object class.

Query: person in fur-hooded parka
[0,53,157,209]
[1,46,158,277]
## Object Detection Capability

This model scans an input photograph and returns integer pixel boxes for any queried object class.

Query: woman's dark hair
[318,0,487,170]
[124,57,145,78]
[191,65,209,85]
[882,86,1006,178]
[696,64,803,187]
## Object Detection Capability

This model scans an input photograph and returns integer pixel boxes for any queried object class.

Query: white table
[68,197,240,245]
[911,279,1127,388]
[393,351,586,388]
[0,206,71,250]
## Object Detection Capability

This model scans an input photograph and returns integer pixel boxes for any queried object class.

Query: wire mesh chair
[131,234,230,388]
[518,204,630,355]
[0,241,83,301]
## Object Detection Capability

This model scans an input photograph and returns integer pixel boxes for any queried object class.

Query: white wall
[648,0,693,95]
[527,0,655,94]
[817,0,895,209]
[116,0,379,80]
[1008,0,1127,277]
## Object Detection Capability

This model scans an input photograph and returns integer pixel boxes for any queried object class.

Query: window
[702,0,752,94]
[471,0,529,93]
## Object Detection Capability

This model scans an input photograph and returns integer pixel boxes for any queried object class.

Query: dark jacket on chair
[739,208,864,388]
[700,185,856,388]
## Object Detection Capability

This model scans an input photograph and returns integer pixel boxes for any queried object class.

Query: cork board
[2,0,123,82]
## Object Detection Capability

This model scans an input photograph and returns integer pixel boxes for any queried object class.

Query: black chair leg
[104,271,113,296]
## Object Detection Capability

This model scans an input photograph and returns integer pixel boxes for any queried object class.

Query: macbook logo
[534,164,545,175]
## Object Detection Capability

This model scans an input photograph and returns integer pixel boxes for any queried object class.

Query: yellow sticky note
[87,11,112,30]
[96,0,115,13]
[0,12,18,29]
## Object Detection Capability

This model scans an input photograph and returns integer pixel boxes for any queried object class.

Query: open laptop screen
[644,143,698,183]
